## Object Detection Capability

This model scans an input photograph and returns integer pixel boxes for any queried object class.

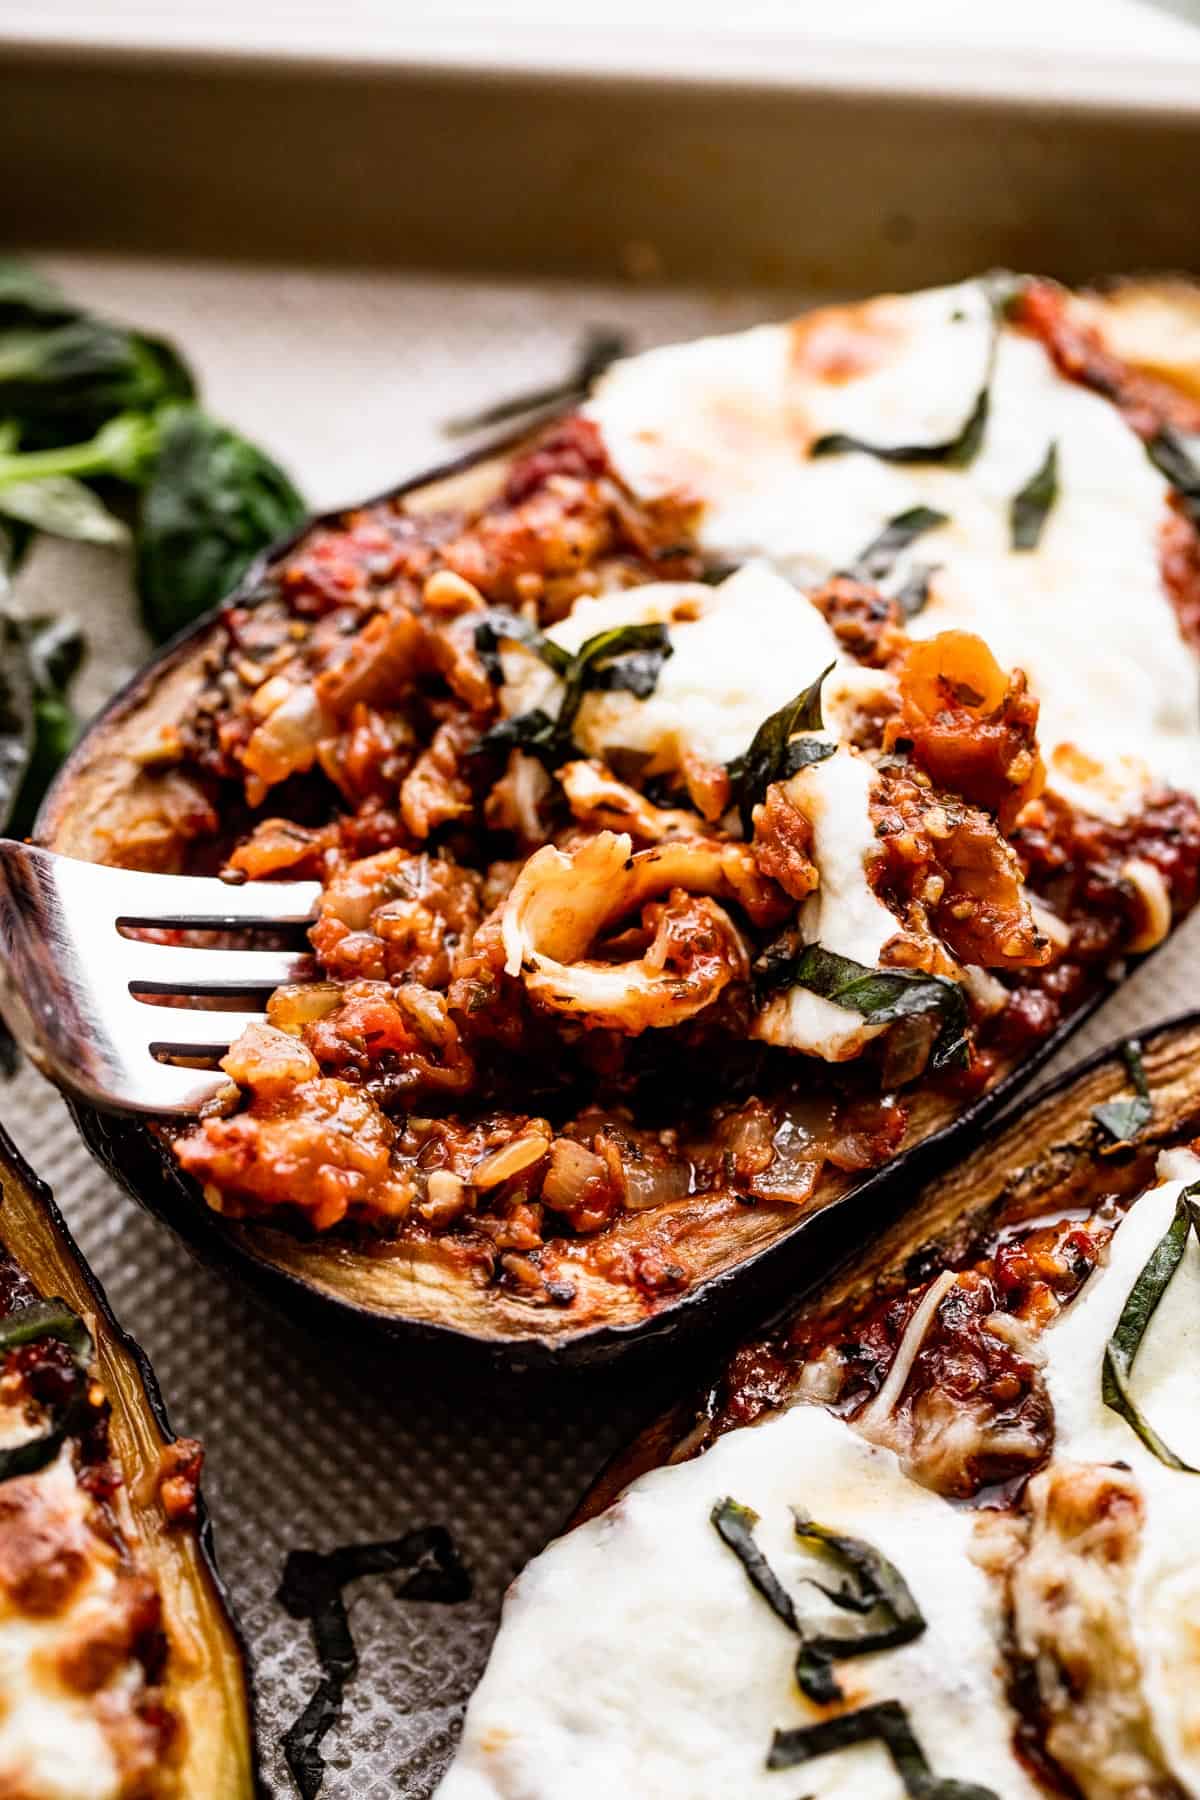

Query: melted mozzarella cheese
[754,749,895,1059]
[588,280,1200,819]
[501,564,912,1059]
[0,1450,124,1800]
[500,561,843,770]
[437,1404,1038,1800]
[1039,1147,1200,1792]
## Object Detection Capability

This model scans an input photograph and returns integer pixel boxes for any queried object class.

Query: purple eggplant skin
[30,432,1154,1366]
[0,1118,262,1793]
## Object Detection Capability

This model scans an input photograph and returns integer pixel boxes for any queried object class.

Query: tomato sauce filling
[89,308,1200,1304]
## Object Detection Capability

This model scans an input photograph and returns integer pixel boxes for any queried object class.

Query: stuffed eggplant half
[440,1013,1200,1799]
[38,272,1200,1358]
[0,1126,257,1797]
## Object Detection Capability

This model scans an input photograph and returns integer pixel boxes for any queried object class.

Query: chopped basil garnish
[1092,1037,1153,1147]
[758,944,970,1073]
[711,1497,799,1630]
[894,563,937,618]
[791,1510,925,1655]
[811,329,994,468]
[851,506,949,582]
[473,610,571,684]
[478,621,672,770]
[726,663,834,836]
[1010,440,1058,550]
[768,1700,1000,1798]
[1146,426,1200,529]
[0,1298,93,1482]
[1101,1182,1200,1471]
[713,1499,928,1705]
[443,327,629,436]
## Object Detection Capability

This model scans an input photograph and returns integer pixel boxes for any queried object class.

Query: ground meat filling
[126,331,1197,1276]
[0,1251,180,1798]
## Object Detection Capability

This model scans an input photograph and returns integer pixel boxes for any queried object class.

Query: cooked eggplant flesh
[37,272,1200,1350]
[438,1013,1200,1798]
[0,1127,258,1797]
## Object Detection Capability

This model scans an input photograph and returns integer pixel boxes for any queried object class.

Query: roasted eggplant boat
[440,1012,1200,1798]
[36,272,1200,1359]
[0,1123,258,1796]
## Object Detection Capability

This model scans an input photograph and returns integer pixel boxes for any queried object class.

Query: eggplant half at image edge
[31,436,1158,1365]
[0,1120,260,1794]
[578,1008,1200,1516]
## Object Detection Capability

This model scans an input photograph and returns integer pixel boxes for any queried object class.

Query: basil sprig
[768,1700,1000,1798]
[851,506,949,582]
[479,621,672,770]
[0,1298,94,1482]
[1092,1037,1153,1148]
[725,663,835,836]
[758,943,970,1073]
[1009,440,1059,551]
[1101,1181,1200,1470]
[712,1498,928,1705]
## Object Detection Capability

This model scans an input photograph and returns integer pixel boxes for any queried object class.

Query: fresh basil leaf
[1101,1184,1200,1471]
[0,613,86,839]
[771,943,970,1073]
[444,327,630,436]
[781,737,836,780]
[136,406,306,641]
[0,313,194,449]
[851,506,949,582]
[727,663,834,835]
[0,613,34,833]
[1092,1037,1153,1147]
[0,474,127,546]
[0,259,65,318]
[768,1699,1000,1798]
[1147,426,1200,529]
[1010,440,1058,551]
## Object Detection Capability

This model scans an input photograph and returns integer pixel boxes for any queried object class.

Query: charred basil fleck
[1009,440,1058,550]
[768,1699,1000,1798]
[851,506,949,582]
[279,1527,472,1799]
[1092,1037,1153,1147]
[712,1499,927,1705]
[725,663,835,835]
[1102,1181,1200,1471]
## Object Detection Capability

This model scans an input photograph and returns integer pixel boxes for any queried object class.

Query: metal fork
[0,842,321,1115]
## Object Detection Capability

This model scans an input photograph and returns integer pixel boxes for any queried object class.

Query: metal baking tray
[3,18,1200,1795]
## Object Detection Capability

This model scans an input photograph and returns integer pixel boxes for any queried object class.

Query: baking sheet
[6,253,1200,1797]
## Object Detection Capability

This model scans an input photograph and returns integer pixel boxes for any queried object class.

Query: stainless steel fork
[0,842,321,1115]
